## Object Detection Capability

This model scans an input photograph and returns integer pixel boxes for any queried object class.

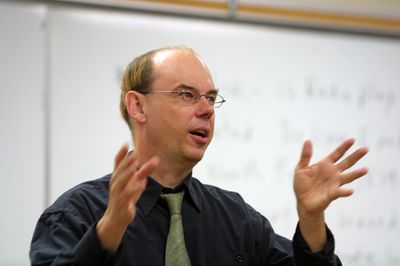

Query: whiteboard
[48,5,400,265]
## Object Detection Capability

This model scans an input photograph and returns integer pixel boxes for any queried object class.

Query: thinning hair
[119,46,195,129]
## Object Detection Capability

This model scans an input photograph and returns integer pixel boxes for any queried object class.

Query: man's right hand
[96,143,159,251]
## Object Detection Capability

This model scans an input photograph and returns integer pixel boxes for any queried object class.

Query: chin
[184,150,206,164]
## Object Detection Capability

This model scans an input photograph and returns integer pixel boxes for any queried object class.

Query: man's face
[143,49,215,166]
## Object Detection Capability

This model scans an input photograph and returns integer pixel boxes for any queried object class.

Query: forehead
[151,49,214,92]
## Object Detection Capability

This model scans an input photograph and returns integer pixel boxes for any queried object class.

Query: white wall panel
[0,1,46,265]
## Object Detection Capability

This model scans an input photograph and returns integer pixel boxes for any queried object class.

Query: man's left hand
[293,138,368,251]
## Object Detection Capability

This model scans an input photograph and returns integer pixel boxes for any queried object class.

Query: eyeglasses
[145,88,226,108]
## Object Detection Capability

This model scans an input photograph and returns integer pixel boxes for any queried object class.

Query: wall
[0,1,46,265]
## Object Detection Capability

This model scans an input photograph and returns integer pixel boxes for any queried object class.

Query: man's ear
[125,91,146,124]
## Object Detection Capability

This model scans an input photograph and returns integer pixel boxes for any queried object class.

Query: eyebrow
[175,84,219,94]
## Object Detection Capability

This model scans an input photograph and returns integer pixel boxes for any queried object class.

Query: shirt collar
[138,172,201,217]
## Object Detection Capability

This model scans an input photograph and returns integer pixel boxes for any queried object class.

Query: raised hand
[293,138,368,251]
[294,138,368,215]
[97,144,159,250]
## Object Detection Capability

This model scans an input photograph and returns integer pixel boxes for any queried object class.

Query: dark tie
[160,191,191,266]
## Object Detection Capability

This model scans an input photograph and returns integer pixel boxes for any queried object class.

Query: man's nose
[196,95,214,117]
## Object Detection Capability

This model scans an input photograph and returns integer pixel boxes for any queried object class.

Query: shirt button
[235,255,243,264]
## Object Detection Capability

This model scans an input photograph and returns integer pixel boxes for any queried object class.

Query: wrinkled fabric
[30,173,341,266]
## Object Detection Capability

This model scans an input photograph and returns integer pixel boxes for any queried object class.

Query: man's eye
[180,91,196,99]
[206,95,217,103]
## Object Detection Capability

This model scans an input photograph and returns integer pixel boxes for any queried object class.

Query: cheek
[156,108,190,133]
[210,115,215,130]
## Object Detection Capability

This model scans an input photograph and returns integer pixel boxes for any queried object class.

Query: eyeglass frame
[142,85,226,108]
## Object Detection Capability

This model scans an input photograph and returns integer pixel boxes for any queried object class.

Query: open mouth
[190,130,207,138]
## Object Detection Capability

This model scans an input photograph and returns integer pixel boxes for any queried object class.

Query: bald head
[119,46,200,128]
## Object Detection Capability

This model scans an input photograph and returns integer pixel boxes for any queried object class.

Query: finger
[135,156,160,181]
[114,143,130,171]
[129,177,148,205]
[335,187,354,199]
[110,143,134,188]
[340,167,368,185]
[125,156,160,203]
[296,140,312,169]
[326,138,355,163]
[120,156,160,195]
[337,147,369,171]
[111,153,139,191]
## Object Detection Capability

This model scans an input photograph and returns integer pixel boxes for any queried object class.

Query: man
[30,46,368,265]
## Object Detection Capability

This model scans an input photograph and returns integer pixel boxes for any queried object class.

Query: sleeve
[30,210,122,266]
[292,223,342,266]
[245,202,342,266]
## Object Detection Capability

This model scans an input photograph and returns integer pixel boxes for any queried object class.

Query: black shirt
[30,173,341,266]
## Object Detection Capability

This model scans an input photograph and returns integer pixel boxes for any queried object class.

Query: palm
[294,139,368,216]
